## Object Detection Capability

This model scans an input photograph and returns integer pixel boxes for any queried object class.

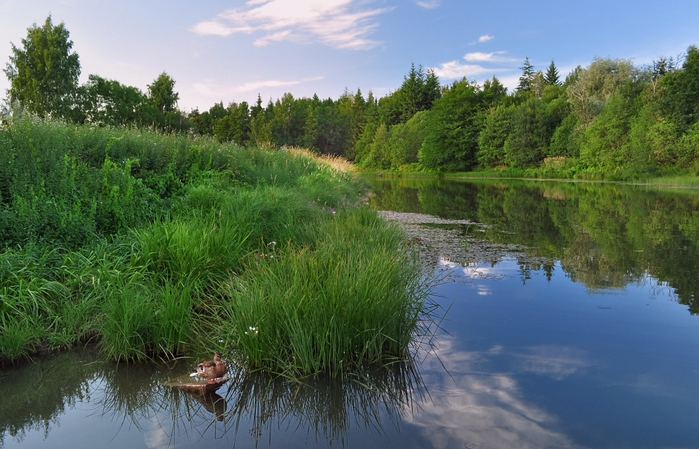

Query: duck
[195,353,227,382]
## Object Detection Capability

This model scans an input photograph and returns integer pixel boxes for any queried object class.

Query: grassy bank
[360,162,699,187]
[0,117,431,377]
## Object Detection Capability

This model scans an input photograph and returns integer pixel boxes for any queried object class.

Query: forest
[3,17,699,179]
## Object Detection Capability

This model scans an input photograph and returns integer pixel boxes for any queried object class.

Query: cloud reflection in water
[407,336,584,449]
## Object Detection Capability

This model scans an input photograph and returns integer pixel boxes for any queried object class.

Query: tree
[80,75,147,126]
[384,110,429,168]
[567,57,638,127]
[379,64,442,126]
[517,57,535,93]
[545,60,561,86]
[147,72,179,114]
[4,16,81,119]
[478,104,515,167]
[480,77,508,105]
[578,92,638,169]
[661,45,699,132]
[304,97,351,156]
[215,101,251,145]
[269,93,310,146]
[504,98,549,167]
[419,78,483,171]
[189,101,227,136]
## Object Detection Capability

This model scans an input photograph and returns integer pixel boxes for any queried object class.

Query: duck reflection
[186,392,226,421]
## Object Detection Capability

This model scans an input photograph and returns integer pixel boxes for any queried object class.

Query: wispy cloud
[193,76,324,98]
[416,0,441,9]
[431,60,498,79]
[479,34,494,43]
[432,51,516,80]
[464,51,516,62]
[236,76,323,92]
[405,337,578,449]
[189,0,390,50]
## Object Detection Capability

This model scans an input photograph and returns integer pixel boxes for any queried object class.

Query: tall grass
[200,208,431,377]
[0,116,431,377]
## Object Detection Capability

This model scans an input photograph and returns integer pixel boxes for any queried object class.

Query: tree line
[4,16,699,176]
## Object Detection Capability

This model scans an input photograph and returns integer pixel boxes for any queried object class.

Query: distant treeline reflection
[368,177,699,314]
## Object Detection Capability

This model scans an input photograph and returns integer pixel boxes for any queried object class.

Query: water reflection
[367,176,699,314]
[4,178,699,449]
[210,361,426,446]
[0,350,427,448]
[405,335,596,449]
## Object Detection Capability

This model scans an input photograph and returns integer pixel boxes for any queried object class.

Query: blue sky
[1,0,698,112]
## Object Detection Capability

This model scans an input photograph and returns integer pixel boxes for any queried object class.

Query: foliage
[545,60,561,86]
[214,101,251,145]
[79,75,148,126]
[3,16,80,120]
[478,104,515,167]
[660,45,699,132]
[0,117,431,376]
[147,72,179,114]
[5,15,699,177]
[378,64,441,127]
[517,57,536,93]
[567,57,638,127]
[503,98,549,167]
[419,78,484,171]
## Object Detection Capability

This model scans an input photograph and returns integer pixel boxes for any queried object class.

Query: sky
[1,0,698,112]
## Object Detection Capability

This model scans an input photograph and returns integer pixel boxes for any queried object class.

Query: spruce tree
[545,60,561,85]
[517,57,535,93]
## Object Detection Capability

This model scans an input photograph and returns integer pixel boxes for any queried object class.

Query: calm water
[3,177,699,448]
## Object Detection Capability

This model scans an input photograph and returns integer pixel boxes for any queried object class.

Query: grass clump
[203,208,430,378]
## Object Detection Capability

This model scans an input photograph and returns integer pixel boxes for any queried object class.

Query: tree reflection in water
[0,349,427,448]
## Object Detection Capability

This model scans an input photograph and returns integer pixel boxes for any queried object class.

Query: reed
[199,208,431,377]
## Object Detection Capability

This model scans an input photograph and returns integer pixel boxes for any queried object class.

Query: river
[2,176,699,448]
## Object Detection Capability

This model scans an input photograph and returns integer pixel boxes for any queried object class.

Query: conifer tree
[517,57,535,93]
[545,60,561,85]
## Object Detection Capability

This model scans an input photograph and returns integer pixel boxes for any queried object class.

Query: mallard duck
[195,353,227,382]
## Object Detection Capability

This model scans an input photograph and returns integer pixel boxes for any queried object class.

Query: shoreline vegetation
[363,169,699,189]
[3,17,699,185]
[0,117,432,378]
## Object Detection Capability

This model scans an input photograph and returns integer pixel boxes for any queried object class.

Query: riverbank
[361,167,699,189]
[0,118,430,376]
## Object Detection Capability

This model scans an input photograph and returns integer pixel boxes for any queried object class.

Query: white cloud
[406,337,578,448]
[236,76,323,92]
[189,0,390,50]
[193,76,324,98]
[432,51,518,81]
[253,29,293,46]
[416,0,441,9]
[464,51,516,63]
[516,345,592,380]
[479,34,494,43]
[431,60,496,79]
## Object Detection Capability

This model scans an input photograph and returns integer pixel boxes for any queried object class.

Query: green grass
[0,116,431,378]
[200,208,430,378]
